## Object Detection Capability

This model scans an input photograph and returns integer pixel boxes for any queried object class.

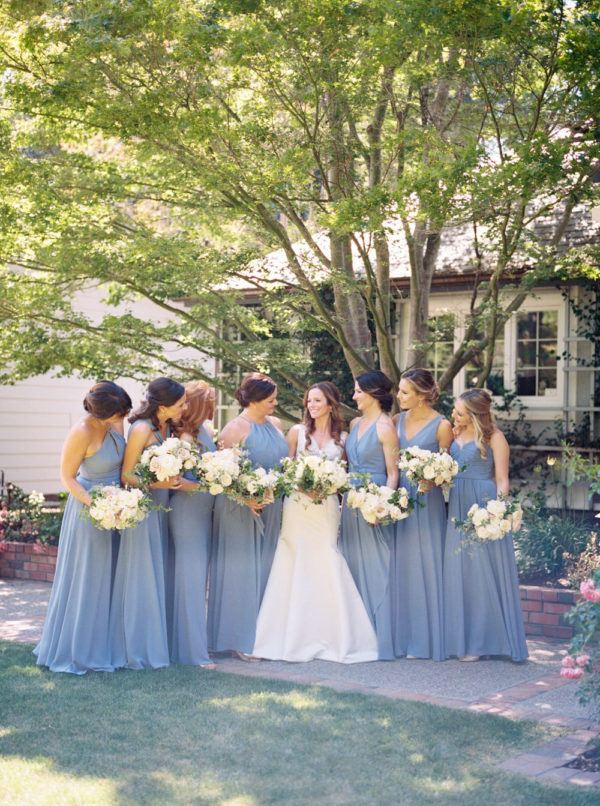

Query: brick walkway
[2,578,599,788]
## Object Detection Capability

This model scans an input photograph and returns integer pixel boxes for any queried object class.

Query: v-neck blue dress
[35,430,125,674]
[443,440,528,661]
[339,417,395,660]
[393,412,446,660]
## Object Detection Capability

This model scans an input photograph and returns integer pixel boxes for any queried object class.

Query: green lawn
[0,641,595,805]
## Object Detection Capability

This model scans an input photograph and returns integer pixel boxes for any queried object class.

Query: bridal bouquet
[279,454,349,504]
[87,485,151,530]
[136,437,200,486]
[226,454,282,508]
[398,447,460,493]
[195,447,243,495]
[453,497,523,543]
[346,482,413,525]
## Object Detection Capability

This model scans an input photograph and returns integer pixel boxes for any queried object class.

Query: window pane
[539,311,558,339]
[517,312,537,340]
[538,369,557,395]
[487,371,505,396]
[539,342,558,367]
[517,341,536,367]
[516,370,536,396]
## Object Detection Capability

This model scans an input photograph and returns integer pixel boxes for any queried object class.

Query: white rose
[486,499,507,517]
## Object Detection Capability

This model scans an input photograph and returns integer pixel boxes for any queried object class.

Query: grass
[0,641,596,805]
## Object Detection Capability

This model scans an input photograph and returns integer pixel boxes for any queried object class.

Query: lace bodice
[296,425,346,461]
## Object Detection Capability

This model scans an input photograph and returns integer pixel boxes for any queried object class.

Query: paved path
[2,578,599,787]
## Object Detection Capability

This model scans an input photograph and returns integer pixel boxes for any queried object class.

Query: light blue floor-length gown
[168,425,216,665]
[443,440,528,661]
[393,413,446,660]
[339,417,395,660]
[110,421,171,670]
[208,419,287,654]
[35,430,125,674]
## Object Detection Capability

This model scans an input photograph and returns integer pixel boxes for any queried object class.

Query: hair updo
[458,388,495,457]
[401,368,440,404]
[234,372,277,408]
[355,370,394,413]
[129,377,186,427]
[83,381,132,420]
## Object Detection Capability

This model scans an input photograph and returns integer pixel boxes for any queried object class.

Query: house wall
[0,285,216,494]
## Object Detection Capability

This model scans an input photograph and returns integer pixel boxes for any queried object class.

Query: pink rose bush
[580,578,600,603]
[560,569,600,715]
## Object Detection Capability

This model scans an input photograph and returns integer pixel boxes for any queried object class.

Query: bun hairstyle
[458,389,495,457]
[129,377,186,427]
[234,372,277,408]
[173,380,216,438]
[83,381,132,420]
[401,368,440,405]
[302,381,345,448]
[355,370,394,413]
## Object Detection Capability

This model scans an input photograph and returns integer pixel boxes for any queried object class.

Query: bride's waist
[286,491,340,506]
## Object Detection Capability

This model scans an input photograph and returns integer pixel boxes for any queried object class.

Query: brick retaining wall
[0,541,580,640]
[0,542,57,582]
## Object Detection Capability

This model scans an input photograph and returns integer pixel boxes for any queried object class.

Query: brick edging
[0,541,58,582]
[520,585,579,640]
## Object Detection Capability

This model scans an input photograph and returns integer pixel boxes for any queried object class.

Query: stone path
[2,578,599,788]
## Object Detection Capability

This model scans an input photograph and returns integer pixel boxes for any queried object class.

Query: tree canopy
[0,0,598,413]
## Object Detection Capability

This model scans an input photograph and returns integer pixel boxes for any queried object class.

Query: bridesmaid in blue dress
[393,369,453,661]
[207,372,288,660]
[168,380,217,668]
[110,377,186,670]
[35,381,132,674]
[443,389,528,662]
[339,370,399,660]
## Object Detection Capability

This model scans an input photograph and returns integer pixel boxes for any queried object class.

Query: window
[515,310,558,396]
[464,328,505,395]
[425,314,455,381]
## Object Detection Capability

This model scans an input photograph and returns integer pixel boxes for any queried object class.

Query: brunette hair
[83,381,132,420]
[355,370,394,413]
[129,377,185,428]
[302,381,345,448]
[173,380,215,438]
[458,389,496,457]
[234,372,277,408]
[401,368,440,405]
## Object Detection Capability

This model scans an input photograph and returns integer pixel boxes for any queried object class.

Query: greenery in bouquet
[398,447,460,493]
[347,482,413,526]
[454,497,523,544]
[86,485,152,531]
[279,454,349,504]
[226,455,282,508]
[135,437,200,487]
[195,447,243,495]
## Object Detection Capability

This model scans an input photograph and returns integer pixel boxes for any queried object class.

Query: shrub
[561,568,600,719]
[514,510,592,583]
[0,482,62,546]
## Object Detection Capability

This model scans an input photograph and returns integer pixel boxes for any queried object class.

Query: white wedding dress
[253,427,378,663]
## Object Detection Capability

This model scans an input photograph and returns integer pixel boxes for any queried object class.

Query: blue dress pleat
[34,431,125,674]
[109,420,171,670]
[443,441,528,661]
[168,425,216,664]
[339,419,394,660]
[207,419,287,653]
[392,413,446,660]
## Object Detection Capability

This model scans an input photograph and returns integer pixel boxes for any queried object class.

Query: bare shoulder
[128,419,152,437]
[392,412,400,425]
[267,415,284,433]
[220,416,250,442]
[377,414,397,434]
[349,417,361,431]
[437,418,453,436]
[490,428,509,449]
[65,419,94,447]
[287,423,303,435]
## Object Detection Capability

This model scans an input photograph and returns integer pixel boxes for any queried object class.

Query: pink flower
[576,655,591,668]
[561,655,576,668]
[580,579,600,603]
[560,666,584,680]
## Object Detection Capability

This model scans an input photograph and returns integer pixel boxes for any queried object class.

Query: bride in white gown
[253,382,378,663]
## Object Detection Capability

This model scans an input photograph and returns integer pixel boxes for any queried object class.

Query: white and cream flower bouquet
[398,447,460,493]
[195,447,243,495]
[279,454,349,504]
[226,453,283,508]
[346,482,413,525]
[87,485,151,531]
[136,437,200,486]
[453,497,523,543]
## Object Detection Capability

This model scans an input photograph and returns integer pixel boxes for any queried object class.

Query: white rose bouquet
[346,482,413,525]
[398,447,460,493]
[136,437,200,486]
[453,497,523,543]
[226,453,283,508]
[279,454,349,504]
[87,485,152,530]
[195,447,243,495]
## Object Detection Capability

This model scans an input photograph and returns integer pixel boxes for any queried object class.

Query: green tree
[0,0,598,410]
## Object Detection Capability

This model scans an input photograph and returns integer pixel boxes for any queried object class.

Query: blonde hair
[173,380,215,439]
[401,368,440,404]
[458,389,495,457]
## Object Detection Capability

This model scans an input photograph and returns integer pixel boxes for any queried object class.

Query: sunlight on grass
[0,758,115,805]
[207,689,323,714]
